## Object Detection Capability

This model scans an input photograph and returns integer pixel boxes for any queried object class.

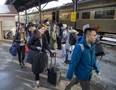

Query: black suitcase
[47,53,61,86]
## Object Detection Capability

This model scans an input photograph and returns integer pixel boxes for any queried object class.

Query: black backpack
[69,33,77,45]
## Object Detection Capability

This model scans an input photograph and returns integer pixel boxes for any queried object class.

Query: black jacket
[27,30,50,64]
[44,30,50,44]
[14,31,20,46]
[14,30,27,47]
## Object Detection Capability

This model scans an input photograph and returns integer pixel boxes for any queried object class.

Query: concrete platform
[0,40,116,90]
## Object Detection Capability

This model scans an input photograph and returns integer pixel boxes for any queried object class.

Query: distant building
[0,5,17,40]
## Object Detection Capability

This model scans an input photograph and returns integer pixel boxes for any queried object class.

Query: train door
[56,10,59,23]
[52,12,56,23]
[52,10,59,23]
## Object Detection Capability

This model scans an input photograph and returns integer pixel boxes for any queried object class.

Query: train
[19,0,116,35]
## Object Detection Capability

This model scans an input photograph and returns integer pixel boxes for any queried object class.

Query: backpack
[78,36,105,57]
[79,44,104,65]
[69,33,77,45]
[78,36,83,42]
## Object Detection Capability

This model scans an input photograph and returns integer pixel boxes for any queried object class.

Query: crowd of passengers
[13,19,101,89]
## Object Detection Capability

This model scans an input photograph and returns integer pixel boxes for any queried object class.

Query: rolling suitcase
[47,53,61,86]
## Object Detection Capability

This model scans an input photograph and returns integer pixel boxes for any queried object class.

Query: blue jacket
[66,37,100,80]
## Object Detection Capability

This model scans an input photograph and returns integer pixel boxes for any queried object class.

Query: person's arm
[93,57,100,74]
[28,34,37,50]
[14,32,20,43]
[66,44,82,80]
[44,36,51,52]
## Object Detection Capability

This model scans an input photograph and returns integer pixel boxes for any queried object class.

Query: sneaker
[36,80,40,87]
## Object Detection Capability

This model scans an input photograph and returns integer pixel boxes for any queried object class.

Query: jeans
[17,46,25,64]
[66,49,70,61]
[65,77,90,90]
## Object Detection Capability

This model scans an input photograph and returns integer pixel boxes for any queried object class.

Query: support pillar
[25,8,27,24]
[38,0,41,24]
[72,0,78,29]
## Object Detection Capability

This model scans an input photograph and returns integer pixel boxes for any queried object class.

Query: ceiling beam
[10,0,17,4]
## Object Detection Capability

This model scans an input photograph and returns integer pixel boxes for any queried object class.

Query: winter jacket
[66,37,100,80]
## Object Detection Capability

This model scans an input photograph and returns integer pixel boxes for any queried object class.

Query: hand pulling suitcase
[47,52,61,86]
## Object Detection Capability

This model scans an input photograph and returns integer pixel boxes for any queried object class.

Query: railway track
[100,33,116,46]
[100,40,116,46]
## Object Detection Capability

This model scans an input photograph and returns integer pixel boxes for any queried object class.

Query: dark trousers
[34,73,40,80]
[17,46,25,64]
[65,77,90,90]
[66,49,69,61]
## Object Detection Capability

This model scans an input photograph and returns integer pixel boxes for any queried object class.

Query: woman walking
[14,23,27,68]
[27,24,54,87]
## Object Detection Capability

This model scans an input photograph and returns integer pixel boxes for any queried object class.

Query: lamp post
[38,0,41,24]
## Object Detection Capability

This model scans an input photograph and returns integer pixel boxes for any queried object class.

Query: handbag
[9,45,17,56]
[25,44,29,53]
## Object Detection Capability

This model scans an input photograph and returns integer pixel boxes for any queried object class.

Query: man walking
[65,28,101,90]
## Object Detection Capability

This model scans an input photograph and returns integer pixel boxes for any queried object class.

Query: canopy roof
[5,0,58,12]
[0,5,17,16]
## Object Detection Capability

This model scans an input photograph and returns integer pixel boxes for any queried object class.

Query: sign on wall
[71,12,76,22]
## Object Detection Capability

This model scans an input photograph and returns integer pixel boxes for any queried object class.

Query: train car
[79,0,116,34]
[20,0,116,34]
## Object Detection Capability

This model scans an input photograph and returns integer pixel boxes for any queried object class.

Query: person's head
[61,24,67,30]
[83,28,97,43]
[16,22,20,28]
[38,24,45,35]
[94,26,99,33]
[30,23,36,31]
[43,18,49,24]
[19,23,25,31]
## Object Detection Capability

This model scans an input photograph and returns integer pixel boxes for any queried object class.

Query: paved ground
[0,40,116,90]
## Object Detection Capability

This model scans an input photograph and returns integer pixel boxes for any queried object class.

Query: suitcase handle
[50,52,56,70]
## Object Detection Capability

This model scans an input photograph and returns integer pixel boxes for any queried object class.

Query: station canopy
[5,0,58,12]
[0,5,18,16]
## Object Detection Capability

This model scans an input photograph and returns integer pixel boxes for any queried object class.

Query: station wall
[0,21,2,40]
[0,16,16,40]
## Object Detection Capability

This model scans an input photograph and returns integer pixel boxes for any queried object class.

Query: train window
[82,12,90,19]
[77,13,79,19]
[95,10,115,19]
